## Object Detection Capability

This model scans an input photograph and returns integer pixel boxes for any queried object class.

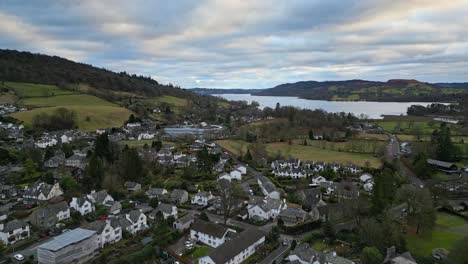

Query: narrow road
[259,244,290,264]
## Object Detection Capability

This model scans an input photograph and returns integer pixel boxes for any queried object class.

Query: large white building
[70,197,95,215]
[23,182,63,202]
[199,228,265,264]
[247,197,286,221]
[190,220,235,248]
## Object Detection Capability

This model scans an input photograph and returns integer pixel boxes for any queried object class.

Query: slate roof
[83,220,108,234]
[258,175,277,193]
[38,228,96,252]
[191,220,229,238]
[146,188,166,197]
[175,214,194,225]
[128,210,143,223]
[32,201,69,218]
[205,228,265,264]
[156,203,175,214]
[427,159,457,169]
[249,197,282,212]
[2,219,28,233]
[23,181,53,198]
[289,243,321,263]
[89,190,111,204]
[75,197,92,207]
[171,189,188,201]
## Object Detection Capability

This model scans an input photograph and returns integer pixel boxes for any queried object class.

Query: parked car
[40,233,49,238]
[13,254,24,261]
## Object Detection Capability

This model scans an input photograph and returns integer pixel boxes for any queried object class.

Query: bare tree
[217,179,246,225]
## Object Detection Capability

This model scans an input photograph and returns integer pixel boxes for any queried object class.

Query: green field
[407,212,468,258]
[331,94,360,101]
[9,105,132,131]
[190,246,212,258]
[355,133,389,141]
[21,94,116,107]
[216,140,382,168]
[155,95,188,107]
[302,139,386,154]
[4,81,74,98]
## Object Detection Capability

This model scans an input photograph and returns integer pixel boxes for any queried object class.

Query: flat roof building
[37,228,98,264]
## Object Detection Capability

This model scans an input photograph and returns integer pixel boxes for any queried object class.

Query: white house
[154,203,178,220]
[0,219,30,245]
[233,165,247,174]
[60,134,72,144]
[191,191,214,206]
[257,175,281,199]
[87,190,114,205]
[360,173,374,192]
[70,197,95,215]
[247,197,286,221]
[23,181,64,202]
[83,219,122,248]
[319,181,336,195]
[115,210,148,234]
[138,133,155,140]
[311,175,329,186]
[190,220,235,248]
[218,172,232,181]
[35,138,58,148]
[199,228,265,264]
[229,169,243,180]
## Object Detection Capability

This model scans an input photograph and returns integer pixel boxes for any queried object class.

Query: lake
[217,94,438,119]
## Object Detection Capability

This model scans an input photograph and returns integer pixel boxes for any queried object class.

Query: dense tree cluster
[32,107,77,131]
[407,103,462,116]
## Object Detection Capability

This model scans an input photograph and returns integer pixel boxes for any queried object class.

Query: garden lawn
[436,212,468,228]
[191,246,212,259]
[216,140,382,168]
[406,229,464,258]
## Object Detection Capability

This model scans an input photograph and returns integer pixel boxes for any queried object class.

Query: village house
[44,151,66,168]
[273,167,307,179]
[171,189,189,204]
[383,246,417,264]
[23,181,64,203]
[310,175,329,186]
[37,228,99,264]
[124,181,142,192]
[191,191,214,206]
[190,220,236,248]
[65,154,87,169]
[153,203,178,220]
[247,196,286,221]
[0,184,17,199]
[298,188,326,212]
[114,209,148,234]
[199,228,265,264]
[257,175,281,199]
[87,190,114,205]
[279,207,308,225]
[70,197,95,215]
[145,187,168,199]
[286,243,354,264]
[0,219,30,245]
[427,159,459,173]
[173,214,195,232]
[360,173,374,192]
[29,201,70,229]
[83,219,122,248]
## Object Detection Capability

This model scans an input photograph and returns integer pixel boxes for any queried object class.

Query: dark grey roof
[83,220,107,234]
[175,214,194,225]
[2,219,28,233]
[427,159,457,169]
[191,220,229,238]
[289,243,321,263]
[128,210,143,223]
[89,190,111,204]
[206,228,265,264]
[258,175,277,193]
[171,189,188,200]
[146,188,166,196]
[75,197,92,207]
[23,181,54,198]
[32,201,69,218]
[156,203,174,214]
[279,207,307,219]
[38,228,96,252]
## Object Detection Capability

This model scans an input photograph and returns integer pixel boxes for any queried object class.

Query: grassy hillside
[3,81,74,98]
[216,139,382,168]
[4,81,132,131]
[9,105,131,132]
[21,94,116,107]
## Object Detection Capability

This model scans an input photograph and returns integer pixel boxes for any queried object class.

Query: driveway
[8,237,53,261]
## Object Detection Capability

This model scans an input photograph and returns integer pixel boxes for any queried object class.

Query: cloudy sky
[1,0,467,88]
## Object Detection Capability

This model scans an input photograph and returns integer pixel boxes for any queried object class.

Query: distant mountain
[434,82,468,88]
[254,79,468,102]
[191,88,263,95]
[0,49,193,98]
